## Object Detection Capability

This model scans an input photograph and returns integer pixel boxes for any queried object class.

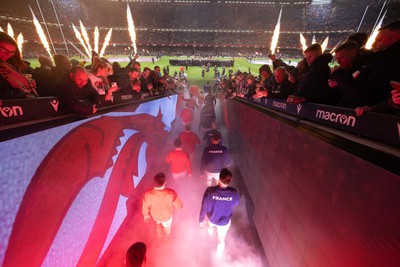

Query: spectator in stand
[345,32,373,65]
[287,43,333,104]
[125,242,146,267]
[355,80,400,116]
[329,41,364,107]
[203,121,222,146]
[180,102,194,126]
[117,67,142,99]
[33,55,53,97]
[88,58,118,101]
[257,64,273,91]
[179,124,201,157]
[52,65,99,116]
[252,65,274,99]
[231,72,245,98]
[265,66,295,99]
[140,67,153,95]
[199,168,239,257]
[50,54,72,85]
[201,134,231,187]
[108,62,122,84]
[166,138,192,180]
[149,66,163,91]
[142,172,183,240]
[122,54,140,73]
[237,74,257,99]
[0,32,38,99]
[336,20,400,113]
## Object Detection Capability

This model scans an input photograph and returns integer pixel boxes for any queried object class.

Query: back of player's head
[211,133,221,143]
[173,138,182,148]
[185,124,192,131]
[154,172,166,187]
[126,242,146,267]
[219,168,232,185]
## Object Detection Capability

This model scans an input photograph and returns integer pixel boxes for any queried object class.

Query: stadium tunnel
[0,93,399,267]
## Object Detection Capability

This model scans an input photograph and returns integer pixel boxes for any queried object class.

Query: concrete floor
[97,95,267,267]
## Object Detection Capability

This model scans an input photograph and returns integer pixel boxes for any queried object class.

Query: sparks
[127,4,137,55]
[17,33,24,57]
[7,23,14,40]
[299,33,308,52]
[321,36,329,53]
[72,23,91,58]
[79,20,93,54]
[365,10,387,50]
[270,7,282,55]
[312,35,316,44]
[99,28,113,58]
[0,26,3,32]
[94,26,99,54]
[29,6,53,60]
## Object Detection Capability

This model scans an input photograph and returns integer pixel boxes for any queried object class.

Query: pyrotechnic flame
[127,4,137,55]
[94,26,99,53]
[300,33,308,52]
[270,7,283,55]
[72,23,91,58]
[7,23,14,40]
[365,10,386,50]
[312,35,316,44]
[0,27,3,32]
[29,6,53,60]
[321,36,329,53]
[17,33,24,57]
[99,28,113,58]
[79,20,93,54]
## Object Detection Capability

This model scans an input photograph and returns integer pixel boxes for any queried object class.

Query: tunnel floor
[97,95,267,267]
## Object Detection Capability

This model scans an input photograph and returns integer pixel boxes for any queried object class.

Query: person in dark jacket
[267,66,295,99]
[329,41,365,107]
[290,43,333,104]
[334,20,400,110]
[52,65,99,116]
[117,67,143,99]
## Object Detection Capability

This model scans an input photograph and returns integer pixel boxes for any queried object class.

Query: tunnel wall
[0,95,177,267]
[225,100,400,267]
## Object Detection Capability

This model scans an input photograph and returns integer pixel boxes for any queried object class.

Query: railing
[0,91,172,141]
[238,97,400,148]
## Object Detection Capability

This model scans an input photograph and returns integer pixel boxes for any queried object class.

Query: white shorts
[155,217,173,228]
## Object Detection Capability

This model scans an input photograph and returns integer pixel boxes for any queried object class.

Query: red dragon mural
[3,112,168,267]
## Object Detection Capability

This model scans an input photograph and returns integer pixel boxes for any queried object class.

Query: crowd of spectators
[219,20,400,116]
[1,1,400,118]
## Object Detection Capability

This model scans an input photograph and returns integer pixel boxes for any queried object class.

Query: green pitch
[25,55,298,88]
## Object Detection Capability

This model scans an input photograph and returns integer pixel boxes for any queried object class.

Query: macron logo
[297,104,302,114]
[50,100,59,112]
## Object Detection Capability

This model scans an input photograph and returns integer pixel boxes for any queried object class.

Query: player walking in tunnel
[142,173,183,241]
[199,168,239,257]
